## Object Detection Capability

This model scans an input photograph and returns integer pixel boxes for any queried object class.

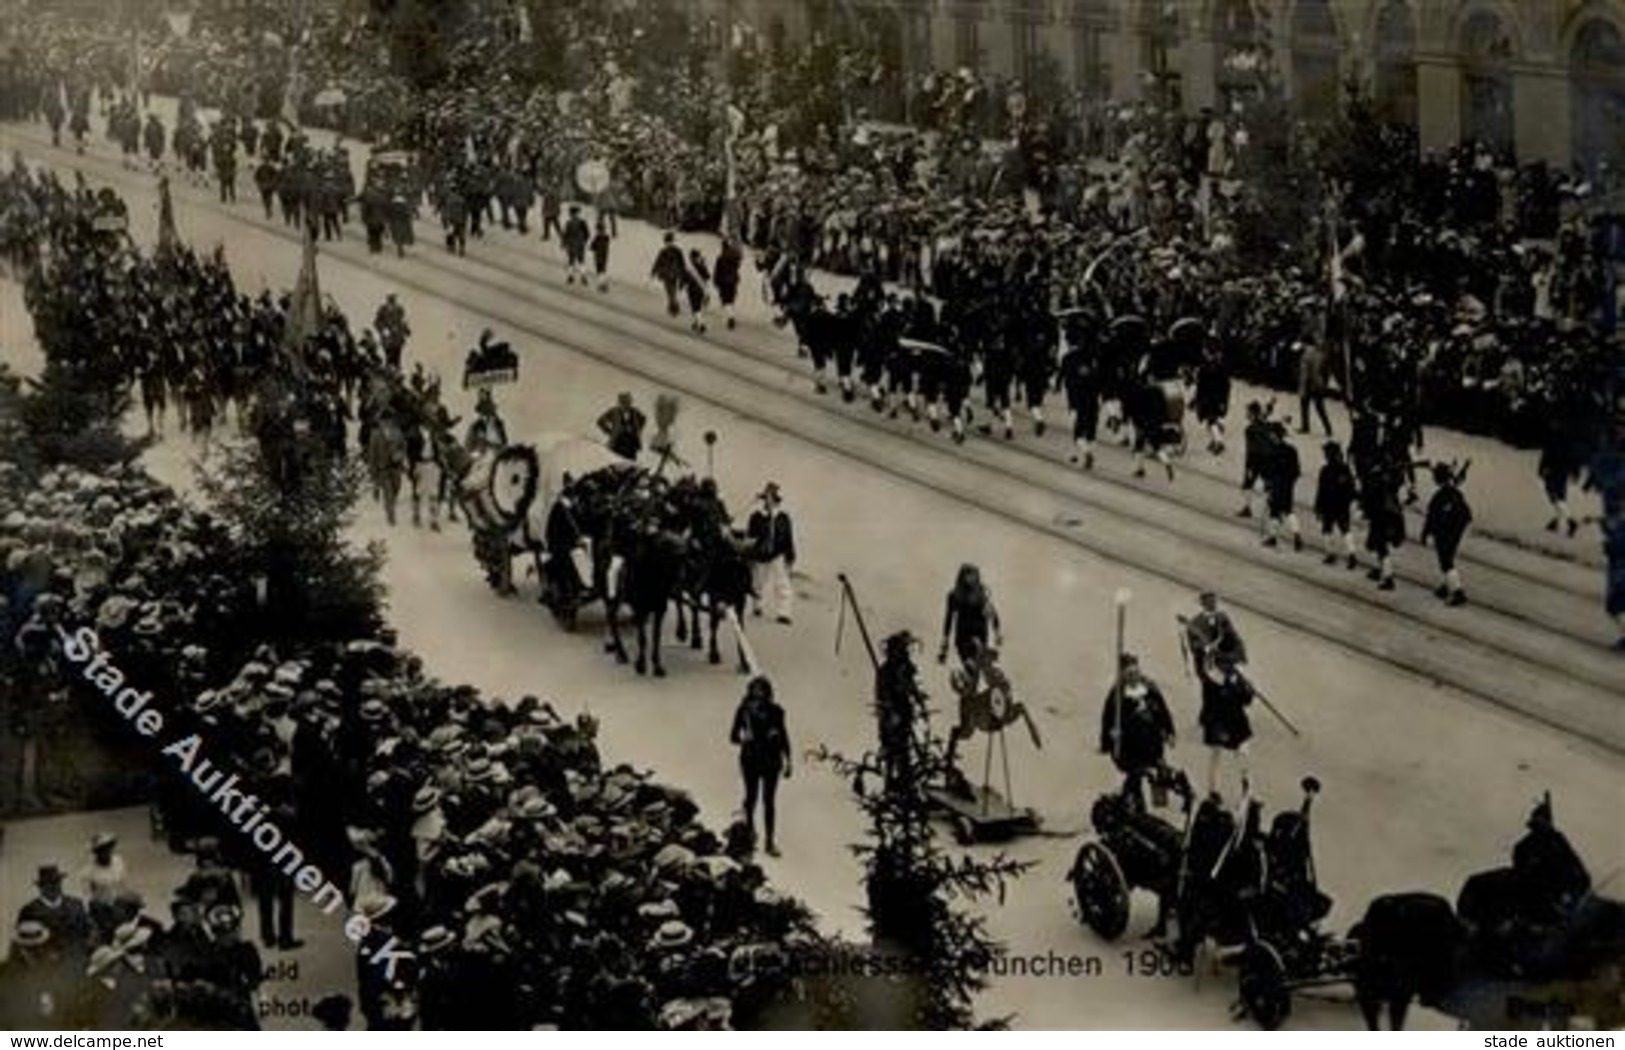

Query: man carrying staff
[1099,653,1176,806]
[1195,653,1254,800]
[1181,591,1250,791]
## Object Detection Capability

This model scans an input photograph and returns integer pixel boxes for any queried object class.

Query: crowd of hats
[0,445,826,1026]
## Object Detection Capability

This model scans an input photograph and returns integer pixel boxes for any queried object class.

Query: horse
[1350,884,1625,1030]
[676,531,756,673]
[604,521,687,677]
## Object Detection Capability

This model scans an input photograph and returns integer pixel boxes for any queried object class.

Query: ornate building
[724,0,1625,172]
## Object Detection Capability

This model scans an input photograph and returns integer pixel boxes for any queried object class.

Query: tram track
[7,125,1621,756]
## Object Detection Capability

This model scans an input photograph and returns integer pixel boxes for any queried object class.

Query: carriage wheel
[1238,943,1292,1031]
[1070,841,1131,941]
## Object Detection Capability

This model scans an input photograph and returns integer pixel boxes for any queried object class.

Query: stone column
[1512,62,1571,168]
[1108,24,1144,102]
[1182,33,1218,113]
[1415,55,1462,154]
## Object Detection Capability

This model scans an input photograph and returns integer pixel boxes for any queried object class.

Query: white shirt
[80,855,127,906]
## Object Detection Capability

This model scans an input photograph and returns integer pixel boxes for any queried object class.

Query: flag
[281,47,303,128]
[285,223,323,356]
[156,176,178,255]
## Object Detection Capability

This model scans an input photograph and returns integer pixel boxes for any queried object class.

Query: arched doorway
[1571,17,1625,178]
[1291,0,1340,121]
[1459,10,1515,154]
[1213,0,1268,112]
[1372,0,1416,126]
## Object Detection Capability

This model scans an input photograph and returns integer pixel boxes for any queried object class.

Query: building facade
[726,0,1625,172]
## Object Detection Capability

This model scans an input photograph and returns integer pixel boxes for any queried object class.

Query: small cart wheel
[1070,841,1131,941]
[1239,943,1291,1031]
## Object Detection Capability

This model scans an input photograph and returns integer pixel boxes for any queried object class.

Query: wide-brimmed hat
[355,893,397,924]
[36,864,65,886]
[412,785,442,814]
[14,920,50,948]
[91,831,117,851]
[359,699,390,723]
[87,945,124,978]
[419,925,456,955]
[758,481,782,502]
[112,921,152,953]
[650,920,694,951]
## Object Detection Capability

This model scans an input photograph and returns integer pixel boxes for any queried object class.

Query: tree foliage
[811,654,1032,1030]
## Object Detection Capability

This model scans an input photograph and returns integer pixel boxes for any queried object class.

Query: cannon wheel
[1239,943,1292,1031]
[1070,841,1131,941]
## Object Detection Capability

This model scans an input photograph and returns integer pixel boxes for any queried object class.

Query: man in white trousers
[747,482,797,624]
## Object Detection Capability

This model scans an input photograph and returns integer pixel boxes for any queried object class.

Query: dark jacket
[1421,485,1472,550]
[745,508,796,564]
[1099,679,1174,773]
[730,696,790,770]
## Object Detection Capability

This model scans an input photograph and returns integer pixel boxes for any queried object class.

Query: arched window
[1459,9,1515,154]
[1291,0,1339,121]
[1073,0,1112,97]
[1571,17,1625,178]
[1372,0,1416,126]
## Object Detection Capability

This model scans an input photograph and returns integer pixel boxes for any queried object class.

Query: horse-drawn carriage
[457,435,757,677]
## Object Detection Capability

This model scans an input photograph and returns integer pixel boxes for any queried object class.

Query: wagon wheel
[1238,943,1292,1031]
[1070,841,1131,941]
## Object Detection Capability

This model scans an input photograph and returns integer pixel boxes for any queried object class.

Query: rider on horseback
[1512,795,1591,927]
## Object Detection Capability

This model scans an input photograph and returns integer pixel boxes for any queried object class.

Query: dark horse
[604,521,687,678]
[675,531,756,673]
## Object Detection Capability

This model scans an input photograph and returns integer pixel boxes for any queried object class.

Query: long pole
[836,572,880,671]
[1111,587,1131,763]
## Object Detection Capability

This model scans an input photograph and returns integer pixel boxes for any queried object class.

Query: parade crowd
[2,0,1617,583]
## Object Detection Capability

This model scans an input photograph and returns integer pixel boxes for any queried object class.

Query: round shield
[576,158,611,196]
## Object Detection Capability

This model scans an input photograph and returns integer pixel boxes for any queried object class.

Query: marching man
[1196,652,1254,799]
[561,204,591,285]
[1314,440,1359,569]
[747,482,797,625]
[1421,463,1474,606]
[1181,591,1250,795]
